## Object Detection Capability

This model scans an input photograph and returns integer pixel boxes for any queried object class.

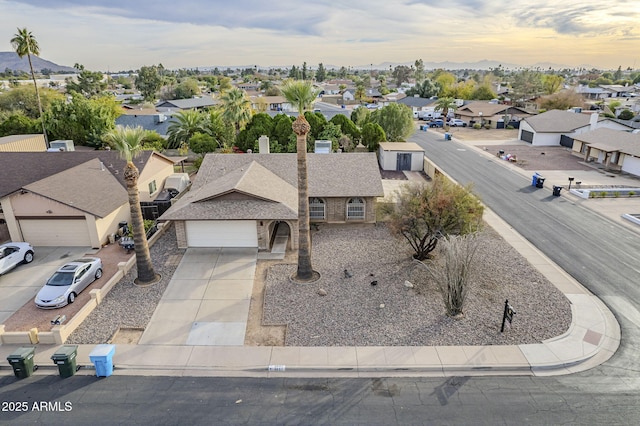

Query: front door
[397,153,411,171]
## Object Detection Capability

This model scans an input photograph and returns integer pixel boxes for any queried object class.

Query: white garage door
[186,220,258,247]
[19,219,91,246]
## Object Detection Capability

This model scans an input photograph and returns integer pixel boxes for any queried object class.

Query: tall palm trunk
[26,52,48,147]
[292,116,313,280]
[124,162,157,283]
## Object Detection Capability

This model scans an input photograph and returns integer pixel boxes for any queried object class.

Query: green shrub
[614,191,620,198]
[484,124,491,129]
[193,156,203,170]
[589,192,596,198]
[629,191,636,197]
[473,123,482,130]
[506,125,514,130]
[599,191,607,198]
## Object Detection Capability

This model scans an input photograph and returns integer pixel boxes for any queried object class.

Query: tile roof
[24,158,127,217]
[523,110,594,132]
[160,152,384,221]
[573,128,640,157]
[0,134,43,145]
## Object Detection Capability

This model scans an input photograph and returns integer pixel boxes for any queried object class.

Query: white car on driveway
[0,242,34,275]
[35,257,103,309]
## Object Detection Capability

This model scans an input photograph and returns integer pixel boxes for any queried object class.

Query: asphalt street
[1,375,639,425]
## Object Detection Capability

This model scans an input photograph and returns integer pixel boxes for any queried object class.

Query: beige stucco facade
[138,155,175,202]
[3,191,129,248]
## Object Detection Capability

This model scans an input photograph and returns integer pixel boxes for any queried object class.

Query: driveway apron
[139,247,257,346]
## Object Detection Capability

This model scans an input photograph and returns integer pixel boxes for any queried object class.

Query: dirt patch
[109,327,144,344]
[379,170,407,180]
[429,126,519,141]
[492,145,594,171]
[244,254,291,346]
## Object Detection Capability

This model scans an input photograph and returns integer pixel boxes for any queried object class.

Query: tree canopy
[369,103,414,141]
[383,176,484,260]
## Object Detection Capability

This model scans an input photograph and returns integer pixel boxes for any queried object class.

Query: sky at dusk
[1,0,639,72]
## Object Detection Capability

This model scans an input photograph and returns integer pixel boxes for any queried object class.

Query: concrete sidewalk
[0,204,620,378]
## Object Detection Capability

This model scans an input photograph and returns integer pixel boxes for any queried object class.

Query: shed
[378,142,424,171]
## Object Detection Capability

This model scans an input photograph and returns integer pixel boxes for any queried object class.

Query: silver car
[0,242,34,275]
[35,258,103,309]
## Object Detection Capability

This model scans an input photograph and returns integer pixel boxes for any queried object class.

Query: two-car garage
[185,220,258,247]
[18,219,92,247]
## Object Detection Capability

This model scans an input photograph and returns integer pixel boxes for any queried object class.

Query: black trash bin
[535,177,545,188]
[553,185,562,196]
[51,345,78,378]
[7,347,36,379]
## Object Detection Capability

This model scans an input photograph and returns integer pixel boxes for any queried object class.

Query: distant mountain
[0,52,76,73]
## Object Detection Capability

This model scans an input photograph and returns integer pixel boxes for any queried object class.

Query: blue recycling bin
[532,172,540,187]
[89,344,115,377]
[444,133,451,140]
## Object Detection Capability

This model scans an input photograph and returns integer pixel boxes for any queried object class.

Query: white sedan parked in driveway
[35,258,103,309]
[0,242,34,275]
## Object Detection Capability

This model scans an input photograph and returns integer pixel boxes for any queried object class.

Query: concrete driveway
[139,247,257,346]
[0,247,89,324]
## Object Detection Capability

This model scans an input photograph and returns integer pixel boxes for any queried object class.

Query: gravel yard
[263,223,571,346]
[66,226,185,344]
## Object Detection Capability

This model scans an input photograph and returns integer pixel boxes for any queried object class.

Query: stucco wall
[10,192,83,217]
[95,203,130,246]
[138,155,175,202]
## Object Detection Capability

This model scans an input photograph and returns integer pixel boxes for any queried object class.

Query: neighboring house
[397,97,437,118]
[378,142,424,171]
[455,101,532,128]
[576,84,636,100]
[115,113,174,138]
[342,90,356,102]
[518,110,633,146]
[571,128,640,176]
[0,134,46,152]
[0,151,175,248]
[159,153,384,251]
[155,97,218,112]
[380,92,407,105]
[249,95,290,112]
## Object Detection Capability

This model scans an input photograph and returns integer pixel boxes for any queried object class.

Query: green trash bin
[7,347,36,379]
[51,345,78,378]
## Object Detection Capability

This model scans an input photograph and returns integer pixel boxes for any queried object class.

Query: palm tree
[105,125,159,286]
[166,109,207,149]
[219,88,253,135]
[11,28,48,147]
[280,80,320,281]
[434,97,457,125]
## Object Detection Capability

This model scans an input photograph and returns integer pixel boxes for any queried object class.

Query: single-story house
[0,151,175,247]
[571,128,640,176]
[0,134,46,152]
[518,110,633,146]
[155,97,218,112]
[378,142,424,171]
[397,97,437,118]
[159,153,384,250]
[249,95,290,112]
[455,102,533,128]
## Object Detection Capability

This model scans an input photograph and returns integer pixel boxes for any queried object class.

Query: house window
[309,198,325,220]
[148,180,157,194]
[346,197,365,220]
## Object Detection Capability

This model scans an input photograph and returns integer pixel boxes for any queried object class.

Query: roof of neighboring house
[0,150,158,199]
[573,128,640,157]
[249,95,286,104]
[397,97,436,108]
[24,158,127,217]
[379,142,424,152]
[456,101,530,117]
[115,114,175,136]
[383,92,407,101]
[523,110,596,132]
[160,152,384,221]
[155,97,218,110]
[0,134,44,145]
